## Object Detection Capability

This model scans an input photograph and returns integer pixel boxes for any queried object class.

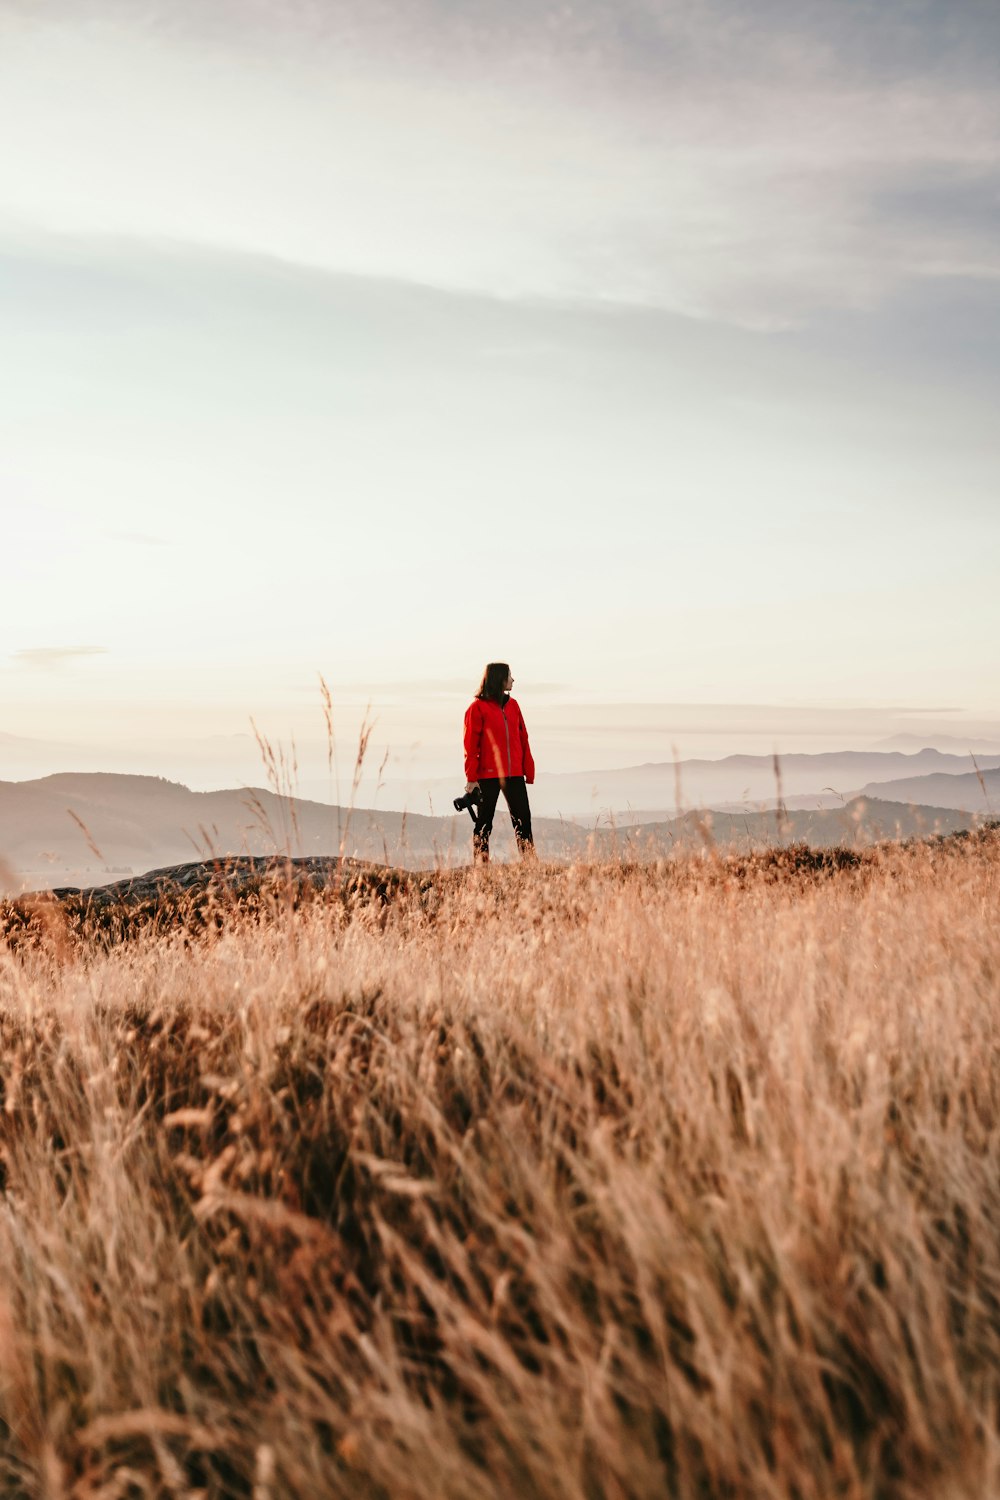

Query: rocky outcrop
[47,853,393,907]
[1,855,423,949]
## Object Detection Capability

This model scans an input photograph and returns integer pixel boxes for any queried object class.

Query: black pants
[473,777,534,862]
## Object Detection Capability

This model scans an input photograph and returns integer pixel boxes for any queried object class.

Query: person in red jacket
[463,662,536,863]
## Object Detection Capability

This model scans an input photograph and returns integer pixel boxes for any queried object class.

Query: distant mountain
[857,766,1000,813]
[1,773,986,893]
[522,748,1000,818]
[870,734,1000,755]
[602,791,851,825]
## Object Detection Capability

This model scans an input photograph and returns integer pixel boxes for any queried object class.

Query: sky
[1,0,998,793]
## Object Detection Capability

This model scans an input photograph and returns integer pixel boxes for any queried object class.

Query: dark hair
[476,662,510,703]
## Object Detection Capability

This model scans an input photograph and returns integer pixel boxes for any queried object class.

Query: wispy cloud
[12,647,108,670]
[292,679,568,698]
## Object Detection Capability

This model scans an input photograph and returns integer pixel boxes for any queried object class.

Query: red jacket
[464,696,535,784]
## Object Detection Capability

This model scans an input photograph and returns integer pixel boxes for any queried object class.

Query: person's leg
[501,776,535,857]
[472,779,502,863]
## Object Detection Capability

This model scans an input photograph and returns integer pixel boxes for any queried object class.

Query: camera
[453,787,481,814]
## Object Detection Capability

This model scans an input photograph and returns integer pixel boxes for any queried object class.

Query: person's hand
[465,781,479,794]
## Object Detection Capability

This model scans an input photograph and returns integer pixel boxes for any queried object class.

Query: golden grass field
[1,831,999,1499]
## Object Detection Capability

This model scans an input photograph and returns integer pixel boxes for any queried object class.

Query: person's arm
[518,705,535,785]
[463,703,482,789]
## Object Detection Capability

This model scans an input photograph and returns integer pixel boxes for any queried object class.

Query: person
[463,662,536,863]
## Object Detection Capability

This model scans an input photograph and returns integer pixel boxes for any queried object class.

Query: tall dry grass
[1,833,999,1498]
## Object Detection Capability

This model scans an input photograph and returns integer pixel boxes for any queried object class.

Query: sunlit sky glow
[2,0,998,791]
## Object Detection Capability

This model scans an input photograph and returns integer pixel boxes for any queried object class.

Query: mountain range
[1,752,993,891]
[391,747,1000,820]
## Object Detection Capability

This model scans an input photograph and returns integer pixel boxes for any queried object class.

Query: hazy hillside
[613,798,980,856]
[0,773,608,888]
[858,766,1000,813]
[0,775,470,889]
[1,773,984,892]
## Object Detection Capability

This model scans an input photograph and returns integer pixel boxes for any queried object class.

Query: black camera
[453,787,481,815]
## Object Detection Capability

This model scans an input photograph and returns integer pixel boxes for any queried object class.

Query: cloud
[292,679,568,698]
[21,1,1000,89]
[12,647,108,670]
[1,1,998,328]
